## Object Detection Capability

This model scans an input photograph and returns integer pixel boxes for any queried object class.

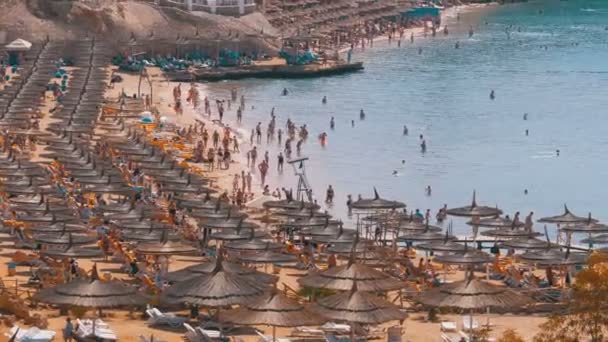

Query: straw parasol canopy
[274,208,331,219]
[415,277,532,310]
[225,238,283,251]
[27,223,88,233]
[517,248,588,266]
[223,291,325,342]
[350,188,405,210]
[466,215,524,229]
[397,227,455,242]
[135,233,198,256]
[417,236,467,253]
[581,234,608,245]
[396,220,442,232]
[223,291,324,327]
[33,232,97,246]
[202,218,259,230]
[210,227,268,241]
[165,258,277,284]
[560,220,608,234]
[162,254,266,307]
[432,248,493,266]
[237,250,297,264]
[312,282,407,324]
[446,192,502,217]
[481,228,542,239]
[298,252,405,292]
[280,216,338,229]
[41,246,103,259]
[538,205,595,224]
[263,198,320,211]
[34,265,147,308]
[313,227,357,244]
[113,220,174,231]
[500,236,555,250]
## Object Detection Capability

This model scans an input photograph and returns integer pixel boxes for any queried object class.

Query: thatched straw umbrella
[34,264,147,310]
[33,232,97,246]
[466,215,524,229]
[415,276,532,310]
[414,276,533,336]
[162,253,266,307]
[446,192,502,217]
[350,188,405,210]
[135,233,198,256]
[298,251,405,292]
[223,291,325,342]
[538,205,595,224]
[312,282,406,341]
[237,250,297,264]
[165,258,277,284]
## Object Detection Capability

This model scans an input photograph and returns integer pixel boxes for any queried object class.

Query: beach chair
[387,326,402,342]
[440,334,460,342]
[440,321,457,332]
[7,325,56,342]
[184,323,200,342]
[146,307,186,327]
[255,330,292,342]
[461,316,479,331]
[321,322,351,334]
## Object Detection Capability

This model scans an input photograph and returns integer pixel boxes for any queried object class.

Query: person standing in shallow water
[322,96,327,104]
[360,109,365,120]
[330,117,335,130]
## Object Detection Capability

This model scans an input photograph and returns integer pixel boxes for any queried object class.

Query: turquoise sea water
[199,0,608,234]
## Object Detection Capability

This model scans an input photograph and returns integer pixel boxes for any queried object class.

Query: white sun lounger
[6,326,56,342]
[321,322,351,334]
[255,330,293,342]
[146,307,186,327]
[441,333,460,342]
[440,321,457,332]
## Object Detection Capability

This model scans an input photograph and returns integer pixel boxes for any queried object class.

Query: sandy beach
[0,2,576,342]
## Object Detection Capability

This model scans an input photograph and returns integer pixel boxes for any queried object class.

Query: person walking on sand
[277,152,284,172]
[212,130,220,148]
[258,160,269,185]
[256,122,262,143]
[246,172,252,193]
[63,317,74,342]
[249,146,258,168]
[326,185,335,204]
[277,129,283,145]
[264,151,269,164]
[233,174,240,192]
[233,138,239,152]
[241,170,246,191]
[410,32,414,43]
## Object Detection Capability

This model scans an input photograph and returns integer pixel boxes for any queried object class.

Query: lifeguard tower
[287,157,313,202]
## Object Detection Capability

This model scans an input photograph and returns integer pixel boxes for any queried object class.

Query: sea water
[198,0,608,235]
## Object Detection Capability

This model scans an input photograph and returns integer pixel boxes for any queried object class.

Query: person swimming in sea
[490,90,495,100]
[455,41,460,49]
[418,47,423,55]
[443,26,449,36]
[282,88,289,96]
[523,113,528,120]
